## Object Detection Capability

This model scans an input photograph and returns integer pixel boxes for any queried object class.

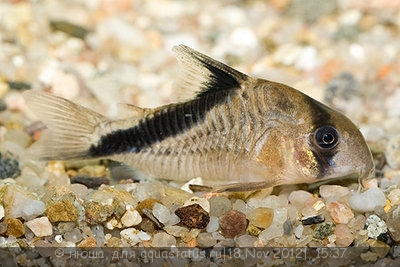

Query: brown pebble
[175,204,210,229]
[46,199,78,223]
[85,202,114,225]
[4,218,25,237]
[136,198,161,215]
[107,236,122,247]
[387,205,400,241]
[77,236,97,247]
[219,210,248,238]
[327,201,354,224]
[138,217,156,233]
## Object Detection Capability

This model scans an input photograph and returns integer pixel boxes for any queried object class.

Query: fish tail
[24,90,108,161]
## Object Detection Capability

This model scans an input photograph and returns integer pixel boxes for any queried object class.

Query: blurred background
[0,0,399,139]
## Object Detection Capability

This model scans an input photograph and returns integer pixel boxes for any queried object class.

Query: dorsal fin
[172,45,249,100]
[117,103,152,119]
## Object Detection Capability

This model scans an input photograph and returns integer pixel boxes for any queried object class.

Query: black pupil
[315,126,339,149]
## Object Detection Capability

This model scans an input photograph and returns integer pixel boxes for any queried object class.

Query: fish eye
[314,126,339,149]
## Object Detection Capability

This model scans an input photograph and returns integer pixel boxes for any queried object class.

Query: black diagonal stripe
[88,90,234,157]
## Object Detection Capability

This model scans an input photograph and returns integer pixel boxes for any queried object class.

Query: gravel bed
[1,0,400,266]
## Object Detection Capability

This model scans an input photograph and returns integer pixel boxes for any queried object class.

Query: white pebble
[259,224,283,243]
[273,208,288,225]
[206,216,219,233]
[22,200,46,221]
[365,215,387,239]
[288,190,313,209]
[236,235,258,247]
[152,232,176,247]
[121,209,142,227]
[152,203,171,224]
[164,213,180,226]
[294,224,304,239]
[55,235,63,243]
[183,197,210,213]
[120,228,141,246]
[0,205,4,220]
[349,188,387,212]
[137,231,151,241]
[319,185,349,199]
[386,135,400,168]
[26,217,52,237]
[64,229,82,243]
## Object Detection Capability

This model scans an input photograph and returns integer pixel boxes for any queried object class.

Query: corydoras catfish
[24,45,374,192]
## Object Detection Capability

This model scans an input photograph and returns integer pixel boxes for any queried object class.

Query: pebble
[26,217,53,237]
[63,228,83,243]
[1,184,36,218]
[388,189,400,205]
[138,217,156,233]
[206,216,219,233]
[368,239,390,258]
[313,222,335,240]
[196,232,217,247]
[301,214,325,225]
[77,236,97,247]
[70,175,109,189]
[236,234,258,247]
[46,199,78,223]
[247,207,274,229]
[4,129,31,148]
[360,251,378,263]
[319,185,350,199]
[163,225,188,237]
[0,205,4,220]
[259,224,284,243]
[175,204,210,229]
[106,236,122,247]
[209,196,231,217]
[349,188,387,212]
[0,154,20,179]
[232,199,251,214]
[334,224,355,247]
[84,201,113,224]
[121,208,142,227]
[152,232,176,247]
[120,228,142,246]
[4,217,25,237]
[365,214,387,239]
[152,203,171,224]
[136,198,161,215]
[294,224,304,238]
[386,135,400,169]
[90,187,138,208]
[183,197,210,213]
[68,183,89,200]
[21,199,46,221]
[92,225,105,246]
[288,190,313,210]
[327,201,354,224]
[133,182,165,202]
[219,210,247,238]
[385,205,400,241]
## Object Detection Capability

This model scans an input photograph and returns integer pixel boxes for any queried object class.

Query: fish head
[288,97,374,184]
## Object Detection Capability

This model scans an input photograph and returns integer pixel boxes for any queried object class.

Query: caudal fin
[24,90,107,161]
